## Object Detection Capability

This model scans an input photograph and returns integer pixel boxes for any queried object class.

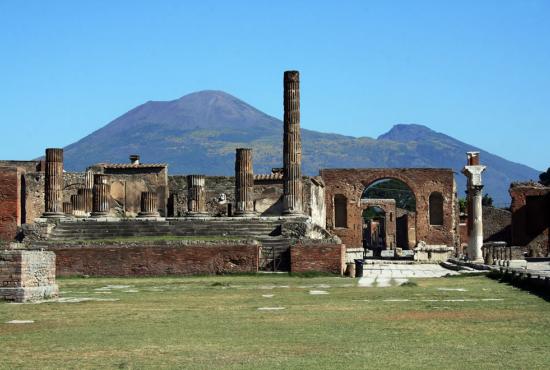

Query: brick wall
[290,243,345,275]
[509,183,550,256]
[0,167,22,241]
[0,249,58,302]
[320,168,458,248]
[50,243,260,276]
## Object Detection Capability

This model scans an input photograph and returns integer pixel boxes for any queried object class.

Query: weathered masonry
[321,168,459,249]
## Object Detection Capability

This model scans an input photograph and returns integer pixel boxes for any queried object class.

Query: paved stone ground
[358,262,458,287]
[526,261,550,272]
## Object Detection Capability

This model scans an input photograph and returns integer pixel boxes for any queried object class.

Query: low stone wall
[0,249,59,302]
[49,242,261,276]
[290,243,345,275]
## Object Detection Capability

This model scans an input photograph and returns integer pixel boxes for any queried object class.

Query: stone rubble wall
[0,249,59,302]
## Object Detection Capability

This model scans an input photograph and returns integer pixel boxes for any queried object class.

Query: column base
[41,212,65,218]
[138,212,160,218]
[186,212,210,217]
[282,209,303,216]
[233,211,257,217]
[90,212,109,218]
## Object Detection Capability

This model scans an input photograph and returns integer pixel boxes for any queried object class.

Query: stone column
[71,193,85,217]
[62,202,73,215]
[462,152,486,262]
[85,169,94,190]
[78,188,93,214]
[91,174,111,217]
[43,148,64,217]
[234,148,255,216]
[187,175,207,216]
[283,70,303,215]
[138,191,159,217]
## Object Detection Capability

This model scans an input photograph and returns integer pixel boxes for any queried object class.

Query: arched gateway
[320,168,459,250]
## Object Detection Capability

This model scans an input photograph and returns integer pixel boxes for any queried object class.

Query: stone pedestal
[0,249,59,303]
[462,152,486,262]
[187,175,207,216]
[283,70,303,215]
[234,148,255,216]
[43,148,64,218]
[138,191,160,217]
[91,174,110,217]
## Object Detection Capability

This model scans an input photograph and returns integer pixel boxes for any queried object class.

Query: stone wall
[0,167,23,241]
[50,242,261,276]
[168,176,235,216]
[290,243,345,275]
[509,183,550,256]
[320,168,459,248]
[483,206,512,244]
[0,249,59,302]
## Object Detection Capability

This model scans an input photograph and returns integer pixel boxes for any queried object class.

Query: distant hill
[63,91,540,205]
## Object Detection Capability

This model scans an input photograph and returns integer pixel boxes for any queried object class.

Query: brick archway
[320,168,458,248]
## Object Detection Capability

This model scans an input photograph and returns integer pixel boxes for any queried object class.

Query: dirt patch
[387,309,519,321]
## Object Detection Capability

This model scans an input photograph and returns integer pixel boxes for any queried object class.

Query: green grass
[1,275,549,369]
[54,235,247,244]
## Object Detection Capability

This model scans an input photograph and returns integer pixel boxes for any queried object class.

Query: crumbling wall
[0,167,23,240]
[321,168,458,248]
[509,183,550,257]
[290,242,345,275]
[51,243,260,276]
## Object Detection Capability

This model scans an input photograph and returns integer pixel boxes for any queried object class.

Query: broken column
[187,175,207,216]
[462,152,486,262]
[138,191,159,217]
[91,174,110,217]
[43,148,64,217]
[62,202,73,215]
[79,188,93,214]
[283,70,303,215]
[234,148,255,216]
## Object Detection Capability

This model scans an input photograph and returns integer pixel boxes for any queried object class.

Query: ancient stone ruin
[0,69,547,299]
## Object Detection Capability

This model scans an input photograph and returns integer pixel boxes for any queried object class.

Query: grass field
[1,274,549,369]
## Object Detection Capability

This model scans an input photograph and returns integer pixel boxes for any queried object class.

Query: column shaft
[91,174,110,217]
[235,148,255,215]
[469,186,484,262]
[283,70,303,214]
[139,191,159,217]
[187,175,207,216]
[43,148,64,217]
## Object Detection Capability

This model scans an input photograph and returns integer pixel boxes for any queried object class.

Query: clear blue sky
[1,0,549,170]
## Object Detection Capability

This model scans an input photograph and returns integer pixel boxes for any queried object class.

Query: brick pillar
[283,70,303,215]
[43,148,64,217]
[78,188,93,214]
[138,191,159,217]
[234,148,255,216]
[91,174,110,217]
[187,175,207,216]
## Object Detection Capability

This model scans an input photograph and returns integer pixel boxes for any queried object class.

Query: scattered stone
[5,320,34,324]
[309,290,329,295]
[262,294,274,298]
[257,307,285,311]
[437,288,468,292]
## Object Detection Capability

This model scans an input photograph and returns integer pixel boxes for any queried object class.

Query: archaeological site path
[1,274,549,369]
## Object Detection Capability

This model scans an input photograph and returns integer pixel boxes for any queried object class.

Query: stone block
[0,249,58,302]
[381,250,395,258]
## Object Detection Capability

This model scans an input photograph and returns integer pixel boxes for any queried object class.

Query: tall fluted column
[462,152,486,262]
[283,70,303,215]
[43,148,65,217]
[91,174,111,217]
[139,191,159,217]
[187,175,207,216]
[85,169,94,190]
[234,148,255,216]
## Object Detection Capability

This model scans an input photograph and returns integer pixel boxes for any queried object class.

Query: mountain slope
[63,91,540,205]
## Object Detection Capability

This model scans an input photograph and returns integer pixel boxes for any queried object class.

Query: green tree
[458,198,467,213]
[482,193,493,207]
[539,168,550,186]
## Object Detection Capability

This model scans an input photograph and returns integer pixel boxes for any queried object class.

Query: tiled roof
[98,163,167,169]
